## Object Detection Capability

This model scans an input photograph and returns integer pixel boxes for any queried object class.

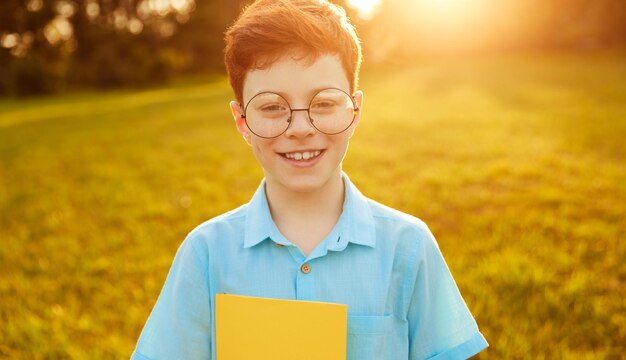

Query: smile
[281,150,322,161]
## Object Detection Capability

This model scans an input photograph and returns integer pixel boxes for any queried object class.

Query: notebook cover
[215,293,347,360]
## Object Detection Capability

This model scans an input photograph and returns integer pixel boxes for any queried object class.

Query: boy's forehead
[242,53,350,103]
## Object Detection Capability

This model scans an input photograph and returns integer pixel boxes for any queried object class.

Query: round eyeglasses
[241,88,359,139]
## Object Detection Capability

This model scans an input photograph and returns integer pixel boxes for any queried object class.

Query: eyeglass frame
[240,87,360,139]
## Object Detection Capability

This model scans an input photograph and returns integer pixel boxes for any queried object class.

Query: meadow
[1,51,625,359]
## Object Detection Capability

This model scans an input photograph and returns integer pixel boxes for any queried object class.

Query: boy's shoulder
[362,194,447,254]
[366,197,429,230]
[365,199,449,267]
[184,203,249,241]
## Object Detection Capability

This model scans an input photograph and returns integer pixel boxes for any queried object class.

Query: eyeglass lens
[244,89,356,138]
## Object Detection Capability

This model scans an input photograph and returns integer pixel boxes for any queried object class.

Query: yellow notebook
[215,294,347,360]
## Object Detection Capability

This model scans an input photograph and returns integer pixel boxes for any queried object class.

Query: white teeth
[284,150,322,161]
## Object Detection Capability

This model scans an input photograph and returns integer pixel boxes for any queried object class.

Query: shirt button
[300,263,311,274]
[274,243,284,248]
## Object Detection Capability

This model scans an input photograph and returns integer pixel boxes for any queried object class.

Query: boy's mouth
[278,150,324,161]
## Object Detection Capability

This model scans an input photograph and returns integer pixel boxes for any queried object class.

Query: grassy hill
[1,51,625,359]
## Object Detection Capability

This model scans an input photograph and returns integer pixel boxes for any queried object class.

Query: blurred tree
[1,0,625,96]
[66,0,180,88]
[0,0,213,95]
[0,0,66,95]
[170,0,248,73]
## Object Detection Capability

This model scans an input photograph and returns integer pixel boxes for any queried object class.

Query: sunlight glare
[412,0,485,41]
[346,0,381,20]
[418,0,473,18]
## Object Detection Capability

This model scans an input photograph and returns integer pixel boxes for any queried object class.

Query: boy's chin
[268,172,338,194]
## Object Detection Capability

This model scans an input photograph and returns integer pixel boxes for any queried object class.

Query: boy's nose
[285,110,315,138]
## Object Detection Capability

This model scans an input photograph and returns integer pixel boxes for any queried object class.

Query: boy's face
[230,54,363,193]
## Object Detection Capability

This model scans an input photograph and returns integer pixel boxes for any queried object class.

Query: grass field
[1,51,625,359]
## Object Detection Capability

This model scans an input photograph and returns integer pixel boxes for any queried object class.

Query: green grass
[1,51,625,359]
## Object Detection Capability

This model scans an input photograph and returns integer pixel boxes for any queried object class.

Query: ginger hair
[224,0,362,104]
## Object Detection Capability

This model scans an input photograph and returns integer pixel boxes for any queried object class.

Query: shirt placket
[282,246,313,300]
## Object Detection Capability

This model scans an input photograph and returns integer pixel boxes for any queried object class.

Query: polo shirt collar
[335,172,376,248]
[243,172,376,249]
[243,178,278,248]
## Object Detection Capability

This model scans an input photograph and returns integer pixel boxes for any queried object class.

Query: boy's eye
[311,100,338,109]
[259,104,288,112]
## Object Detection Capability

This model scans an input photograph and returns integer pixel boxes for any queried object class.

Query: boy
[131,0,488,359]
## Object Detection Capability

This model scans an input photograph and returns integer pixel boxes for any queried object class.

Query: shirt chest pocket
[346,315,395,360]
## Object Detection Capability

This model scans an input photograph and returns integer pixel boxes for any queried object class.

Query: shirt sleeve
[131,234,212,360]
[408,225,488,360]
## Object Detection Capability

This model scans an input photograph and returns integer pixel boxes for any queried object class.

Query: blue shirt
[132,173,488,360]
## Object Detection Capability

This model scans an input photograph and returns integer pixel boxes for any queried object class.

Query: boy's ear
[230,100,252,145]
[348,90,364,139]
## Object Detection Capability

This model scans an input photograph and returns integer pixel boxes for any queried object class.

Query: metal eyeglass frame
[240,87,359,139]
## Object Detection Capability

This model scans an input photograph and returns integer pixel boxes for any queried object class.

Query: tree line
[1,0,625,96]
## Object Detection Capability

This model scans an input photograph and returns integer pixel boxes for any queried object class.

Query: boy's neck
[264,171,345,254]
